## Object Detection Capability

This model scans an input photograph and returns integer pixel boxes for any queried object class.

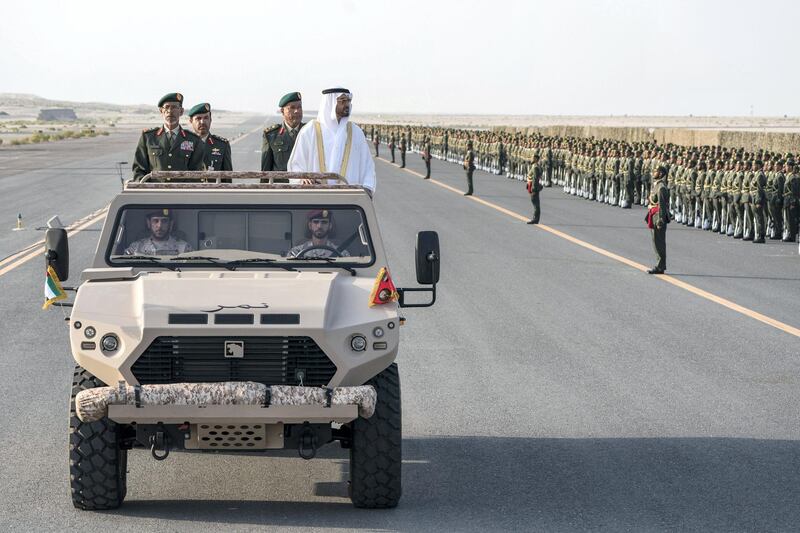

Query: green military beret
[188,103,211,117]
[278,92,302,108]
[158,92,183,108]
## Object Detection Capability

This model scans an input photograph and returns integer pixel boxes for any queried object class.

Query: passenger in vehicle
[124,209,193,256]
[287,209,351,258]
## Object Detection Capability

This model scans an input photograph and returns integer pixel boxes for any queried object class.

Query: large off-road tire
[69,366,127,510]
[349,363,402,508]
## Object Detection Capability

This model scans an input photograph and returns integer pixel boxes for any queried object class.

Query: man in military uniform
[373,129,380,157]
[132,92,206,181]
[766,159,785,239]
[287,209,351,259]
[188,102,232,172]
[422,135,432,179]
[399,134,407,168]
[749,159,767,243]
[463,140,475,196]
[389,132,396,163]
[784,160,800,242]
[646,166,670,274]
[526,154,543,224]
[124,209,193,256]
[261,92,304,178]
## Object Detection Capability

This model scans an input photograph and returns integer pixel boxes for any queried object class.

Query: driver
[124,208,193,256]
[287,209,350,259]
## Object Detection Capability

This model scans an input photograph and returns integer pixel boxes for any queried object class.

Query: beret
[187,103,211,117]
[279,92,302,107]
[158,92,183,107]
[307,209,332,221]
[146,208,172,218]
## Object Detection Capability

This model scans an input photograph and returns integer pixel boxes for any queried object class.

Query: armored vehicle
[46,171,440,510]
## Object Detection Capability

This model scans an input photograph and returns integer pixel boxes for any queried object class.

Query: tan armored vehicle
[45,172,440,510]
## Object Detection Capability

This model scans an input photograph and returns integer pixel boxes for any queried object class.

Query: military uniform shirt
[261,122,304,171]
[204,133,232,171]
[132,126,206,180]
[124,236,194,256]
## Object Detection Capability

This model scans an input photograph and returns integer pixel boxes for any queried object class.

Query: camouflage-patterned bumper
[75,381,377,423]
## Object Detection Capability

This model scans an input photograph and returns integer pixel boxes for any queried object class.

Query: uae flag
[43,265,66,309]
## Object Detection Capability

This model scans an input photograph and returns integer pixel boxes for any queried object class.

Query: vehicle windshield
[107,206,374,267]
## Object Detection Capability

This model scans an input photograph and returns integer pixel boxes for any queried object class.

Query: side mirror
[415,231,440,285]
[45,228,69,281]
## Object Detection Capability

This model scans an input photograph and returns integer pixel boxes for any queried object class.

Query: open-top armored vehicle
[46,171,440,510]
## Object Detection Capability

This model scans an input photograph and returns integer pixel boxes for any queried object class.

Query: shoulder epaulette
[210,133,229,143]
[143,127,158,133]
[265,124,281,134]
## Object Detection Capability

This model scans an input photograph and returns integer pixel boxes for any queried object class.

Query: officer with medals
[124,209,193,256]
[261,92,304,182]
[131,92,206,181]
[187,102,232,172]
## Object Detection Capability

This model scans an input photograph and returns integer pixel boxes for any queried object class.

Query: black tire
[349,363,402,508]
[69,366,127,510]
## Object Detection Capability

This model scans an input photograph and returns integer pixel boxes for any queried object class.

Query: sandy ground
[0,93,260,146]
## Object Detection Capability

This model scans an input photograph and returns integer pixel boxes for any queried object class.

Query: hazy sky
[2,0,798,116]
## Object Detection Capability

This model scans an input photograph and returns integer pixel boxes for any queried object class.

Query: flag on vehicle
[43,265,66,309]
[368,267,398,307]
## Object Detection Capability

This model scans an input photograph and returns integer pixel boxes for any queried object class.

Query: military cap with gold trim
[146,208,172,219]
[187,102,211,117]
[278,91,302,108]
[158,92,183,107]
[307,208,332,221]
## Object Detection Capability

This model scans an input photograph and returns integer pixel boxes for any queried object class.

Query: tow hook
[298,421,317,460]
[150,423,170,461]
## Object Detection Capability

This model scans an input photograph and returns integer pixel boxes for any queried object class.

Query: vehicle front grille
[131,336,336,386]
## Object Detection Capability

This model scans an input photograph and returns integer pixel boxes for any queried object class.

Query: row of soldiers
[363,124,800,244]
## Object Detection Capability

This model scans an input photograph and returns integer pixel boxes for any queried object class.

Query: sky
[2,0,798,116]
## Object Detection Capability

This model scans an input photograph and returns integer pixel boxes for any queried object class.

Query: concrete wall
[494,125,800,153]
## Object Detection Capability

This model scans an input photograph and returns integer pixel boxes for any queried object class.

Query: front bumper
[75,381,376,424]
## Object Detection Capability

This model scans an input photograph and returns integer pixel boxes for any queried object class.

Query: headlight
[350,335,367,352]
[84,326,96,339]
[101,334,119,352]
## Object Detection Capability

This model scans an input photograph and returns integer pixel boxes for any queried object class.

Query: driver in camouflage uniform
[124,209,193,256]
[287,209,351,258]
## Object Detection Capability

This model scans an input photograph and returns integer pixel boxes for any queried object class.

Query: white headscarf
[317,88,352,173]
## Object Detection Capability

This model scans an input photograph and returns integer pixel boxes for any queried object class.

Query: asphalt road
[1,123,798,532]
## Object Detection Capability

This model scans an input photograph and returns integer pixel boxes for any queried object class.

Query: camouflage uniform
[124,235,193,256]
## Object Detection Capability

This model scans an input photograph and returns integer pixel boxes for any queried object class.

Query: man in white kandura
[287,87,376,194]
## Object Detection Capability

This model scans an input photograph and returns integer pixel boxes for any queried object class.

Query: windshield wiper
[226,258,297,271]
[117,255,179,271]
[290,256,357,276]
[171,256,235,270]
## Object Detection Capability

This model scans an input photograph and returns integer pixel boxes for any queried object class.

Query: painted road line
[376,156,800,339]
[0,208,108,277]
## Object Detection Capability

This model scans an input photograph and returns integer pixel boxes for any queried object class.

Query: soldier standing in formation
[422,135,432,179]
[526,154,543,224]
[784,160,800,242]
[261,92,304,181]
[389,133,396,163]
[399,135,407,168]
[132,92,206,181]
[188,103,232,172]
[373,129,380,157]
[647,166,670,274]
[463,140,475,196]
